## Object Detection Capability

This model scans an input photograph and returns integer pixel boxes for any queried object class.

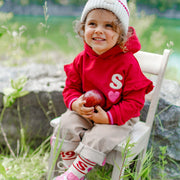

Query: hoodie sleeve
[63,54,83,109]
[107,57,153,126]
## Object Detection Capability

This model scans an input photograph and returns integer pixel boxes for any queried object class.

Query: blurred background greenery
[0,0,180,83]
[1,0,180,10]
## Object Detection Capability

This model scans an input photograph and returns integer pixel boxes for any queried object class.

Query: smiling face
[84,9,120,55]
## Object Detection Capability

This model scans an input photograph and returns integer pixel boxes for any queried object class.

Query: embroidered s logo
[109,74,123,90]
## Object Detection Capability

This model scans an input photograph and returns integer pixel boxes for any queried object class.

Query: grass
[0,139,50,180]
[152,18,180,53]
[0,15,83,66]
[140,18,180,53]
[0,153,48,180]
[1,15,180,53]
[1,15,79,53]
[1,15,180,61]
[1,15,180,81]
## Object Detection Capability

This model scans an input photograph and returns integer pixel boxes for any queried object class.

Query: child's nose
[95,26,103,34]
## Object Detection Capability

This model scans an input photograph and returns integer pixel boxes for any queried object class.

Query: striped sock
[68,155,96,178]
[60,151,77,168]
[54,155,95,180]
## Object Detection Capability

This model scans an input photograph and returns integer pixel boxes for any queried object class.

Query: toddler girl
[53,0,153,179]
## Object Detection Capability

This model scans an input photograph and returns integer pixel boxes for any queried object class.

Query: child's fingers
[81,106,94,114]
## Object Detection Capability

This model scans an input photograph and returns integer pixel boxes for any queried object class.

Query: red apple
[83,89,105,108]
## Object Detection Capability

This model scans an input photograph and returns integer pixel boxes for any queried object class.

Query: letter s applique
[109,74,123,90]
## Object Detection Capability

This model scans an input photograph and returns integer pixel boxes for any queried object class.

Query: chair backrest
[134,49,170,128]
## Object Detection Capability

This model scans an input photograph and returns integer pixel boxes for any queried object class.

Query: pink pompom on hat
[80,0,130,34]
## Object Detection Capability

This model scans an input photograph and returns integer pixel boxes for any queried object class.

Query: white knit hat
[81,0,130,34]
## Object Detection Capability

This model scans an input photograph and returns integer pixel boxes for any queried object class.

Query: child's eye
[106,24,113,28]
[89,22,96,26]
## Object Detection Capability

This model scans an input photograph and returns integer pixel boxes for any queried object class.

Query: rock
[0,64,67,148]
[152,98,180,179]
[160,79,180,106]
[141,96,180,179]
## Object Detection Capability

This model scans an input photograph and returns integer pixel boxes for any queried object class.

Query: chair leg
[47,144,56,180]
[47,138,65,180]
[111,151,125,180]
[135,147,147,180]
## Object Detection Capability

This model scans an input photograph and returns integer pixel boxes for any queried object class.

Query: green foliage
[47,125,64,180]
[129,1,167,53]
[116,137,136,179]
[69,0,86,6]
[0,76,29,159]
[40,1,50,35]
[3,76,29,108]
[86,164,112,180]
[136,0,180,11]
[0,163,7,179]
[158,146,168,179]
[0,138,50,180]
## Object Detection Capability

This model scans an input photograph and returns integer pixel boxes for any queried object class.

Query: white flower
[12,31,18,37]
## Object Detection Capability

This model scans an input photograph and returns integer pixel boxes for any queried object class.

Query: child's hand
[91,106,109,124]
[72,95,94,119]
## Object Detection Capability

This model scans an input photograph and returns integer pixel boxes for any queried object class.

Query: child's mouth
[92,37,105,41]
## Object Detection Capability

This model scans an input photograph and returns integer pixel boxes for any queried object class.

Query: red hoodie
[63,27,153,125]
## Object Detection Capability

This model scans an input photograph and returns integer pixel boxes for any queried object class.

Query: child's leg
[75,117,139,166]
[53,117,139,179]
[60,151,76,168]
[58,110,93,142]
[53,110,93,174]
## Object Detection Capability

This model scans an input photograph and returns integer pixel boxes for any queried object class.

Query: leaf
[3,76,29,107]
[11,76,28,91]
[3,95,15,108]
[3,87,16,96]
[0,32,3,37]
[18,91,29,98]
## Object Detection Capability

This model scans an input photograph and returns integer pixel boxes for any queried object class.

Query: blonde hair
[74,9,128,51]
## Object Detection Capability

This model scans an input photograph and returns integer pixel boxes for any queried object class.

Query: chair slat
[134,51,163,75]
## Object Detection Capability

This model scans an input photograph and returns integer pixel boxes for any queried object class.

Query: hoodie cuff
[68,97,78,110]
[107,111,114,125]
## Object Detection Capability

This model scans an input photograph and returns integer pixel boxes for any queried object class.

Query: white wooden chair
[47,49,170,180]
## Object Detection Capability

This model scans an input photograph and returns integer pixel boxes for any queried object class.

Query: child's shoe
[53,171,84,180]
[53,155,95,180]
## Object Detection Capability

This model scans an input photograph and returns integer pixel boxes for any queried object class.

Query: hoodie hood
[124,26,141,53]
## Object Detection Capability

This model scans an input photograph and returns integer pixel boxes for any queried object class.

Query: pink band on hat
[118,0,129,16]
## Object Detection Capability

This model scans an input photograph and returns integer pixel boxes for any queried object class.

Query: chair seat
[106,121,150,165]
